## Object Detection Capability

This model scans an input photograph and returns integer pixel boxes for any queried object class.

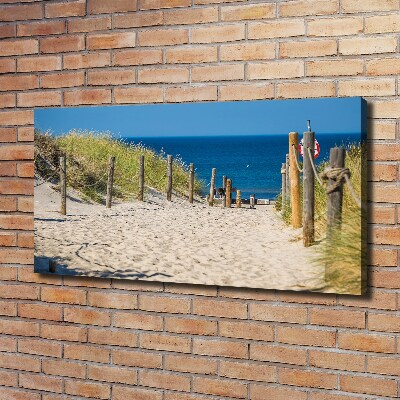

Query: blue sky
[35,97,366,138]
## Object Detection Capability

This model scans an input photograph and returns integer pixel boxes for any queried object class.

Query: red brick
[0,388,40,400]
[65,380,111,399]
[114,311,163,331]
[219,83,274,101]
[220,42,275,61]
[87,32,136,50]
[45,0,85,18]
[279,0,338,17]
[41,287,86,305]
[277,81,336,99]
[0,248,32,264]
[0,110,33,125]
[140,370,191,392]
[193,376,247,398]
[193,298,247,318]
[0,337,16,352]
[64,53,111,70]
[0,127,16,142]
[138,28,188,46]
[370,226,400,245]
[64,307,111,326]
[164,354,217,375]
[250,343,307,366]
[306,59,363,77]
[138,67,189,83]
[308,17,363,36]
[250,303,307,323]
[140,333,191,353]
[309,350,365,372]
[341,0,399,13]
[88,364,137,384]
[280,39,337,58]
[221,3,275,21]
[0,24,16,39]
[367,58,400,76]
[164,7,218,25]
[112,386,162,400]
[251,384,307,400]
[17,21,66,37]
[0,300,17,316]
[192,64,244,82]
[0,215,33,230]
[165,316,217,335]
[0,59,16,74]
[140,0,191,10]
[221,360,275,382]
[112,348,161,368]
[165,86,217,102]
[17,55,61,72]
[0,198,17,212]
[88,0,137,14]
[64,343,109,363]
[41,71,85,88]
[114,87,163,104]
[368,355,400,376]
[370,164,397,182]
[369,248,398,267]
[0,318,39,337]
[40,35,85,53]
[17,163,34,178]
[192,24,244,43]
[18,338,62,358]
[338,78,396,97]
[0,93,15,108]
[277,326,336,347]
[339,37,397,56]
[0,232,16,246]
[0,370,17,387]
[64,89,111,105]
[19,373,63,393]
[193,338,248,358]
[114,11,163,28]
[0,74,38,91]
[18,91,62,107]
[88,291,137,309]
[18,196,34,212]
[18,127,35,142]
[310,308,366,328]
[0,3,42,22]
[339,331,395,353]
[219,320,274,341]
[68,16,111,33]
[340,374,397,397]
[0,352,40,372]
[41,323,87,342]
[279,367,337,389]
[248,20,305,39]
[18,303,62,321]
[113,49,162,66]
[166,45,218,64]
[88,328,138,347]
[368,313,400,332]
[42,358,86,378]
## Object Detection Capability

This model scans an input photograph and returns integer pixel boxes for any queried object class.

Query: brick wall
[0,0,399,398]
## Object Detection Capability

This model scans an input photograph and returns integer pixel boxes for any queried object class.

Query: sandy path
[34,182,325,291]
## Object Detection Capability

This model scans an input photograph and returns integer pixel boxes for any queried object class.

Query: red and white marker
[299,138,320,159]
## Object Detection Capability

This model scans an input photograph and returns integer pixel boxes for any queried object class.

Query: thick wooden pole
[303,131,315,247]
[285,153,290,203]
[167,155,173,201]
[226,179,232,208]
[139,155,144,202]
[289,132,301,228]
[236,190,242,208]
[222,175,227,207]
[188,163,194,203]
[281,162,286,210]
[209,167,216,206]
[106,156,115,208]
[59,156,66,215]
[327,147,346,234]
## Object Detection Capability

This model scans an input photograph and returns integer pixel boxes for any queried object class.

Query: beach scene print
[34,98,367,294]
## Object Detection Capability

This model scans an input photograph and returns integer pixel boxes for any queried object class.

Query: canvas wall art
[34,98,367,295]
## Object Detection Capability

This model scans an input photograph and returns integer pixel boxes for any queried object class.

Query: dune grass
[34,130,204,203]
[275,142,366,294]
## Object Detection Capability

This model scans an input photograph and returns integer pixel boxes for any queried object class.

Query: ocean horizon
[124,133,361,199]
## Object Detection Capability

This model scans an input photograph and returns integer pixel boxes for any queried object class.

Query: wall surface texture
[0,0,400,399]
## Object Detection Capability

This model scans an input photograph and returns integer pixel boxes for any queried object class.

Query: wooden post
[188,163,194,204]
[139,154,144,202]
[285,153,290,202]
[59,156,66,215]
[167,155,173,201]
[303,130,315,247]
[289,132,301,228]
[236,190,242,208]
[106,156,115,208]
[222,175,227,207]
[281,162,286,210]
[327,147,346,234]
[226,179,232,208]
[209,167,216,206]
[250,194,255,209]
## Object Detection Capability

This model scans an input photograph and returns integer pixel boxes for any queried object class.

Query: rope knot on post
[320,167,351,194]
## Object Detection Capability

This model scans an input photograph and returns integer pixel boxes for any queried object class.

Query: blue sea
[125,134,360,199]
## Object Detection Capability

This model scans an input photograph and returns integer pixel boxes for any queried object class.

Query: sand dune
[34,181,325,291]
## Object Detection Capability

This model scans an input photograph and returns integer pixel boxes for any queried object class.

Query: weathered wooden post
[222,175,227,207]
[106,156,115,208]
[281,162,286,210]
[59,155,66,215]
[139,154,144,202]
[209,168,216,206]
[250,194,255,209]
[303,130,315,247]
[188,163,194,204]
[327,147,346,234]
[285,153,290,202]
[289,132,301,228]
[167,155,172,201]
[236,190,242,208]
[226,179,232,208]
